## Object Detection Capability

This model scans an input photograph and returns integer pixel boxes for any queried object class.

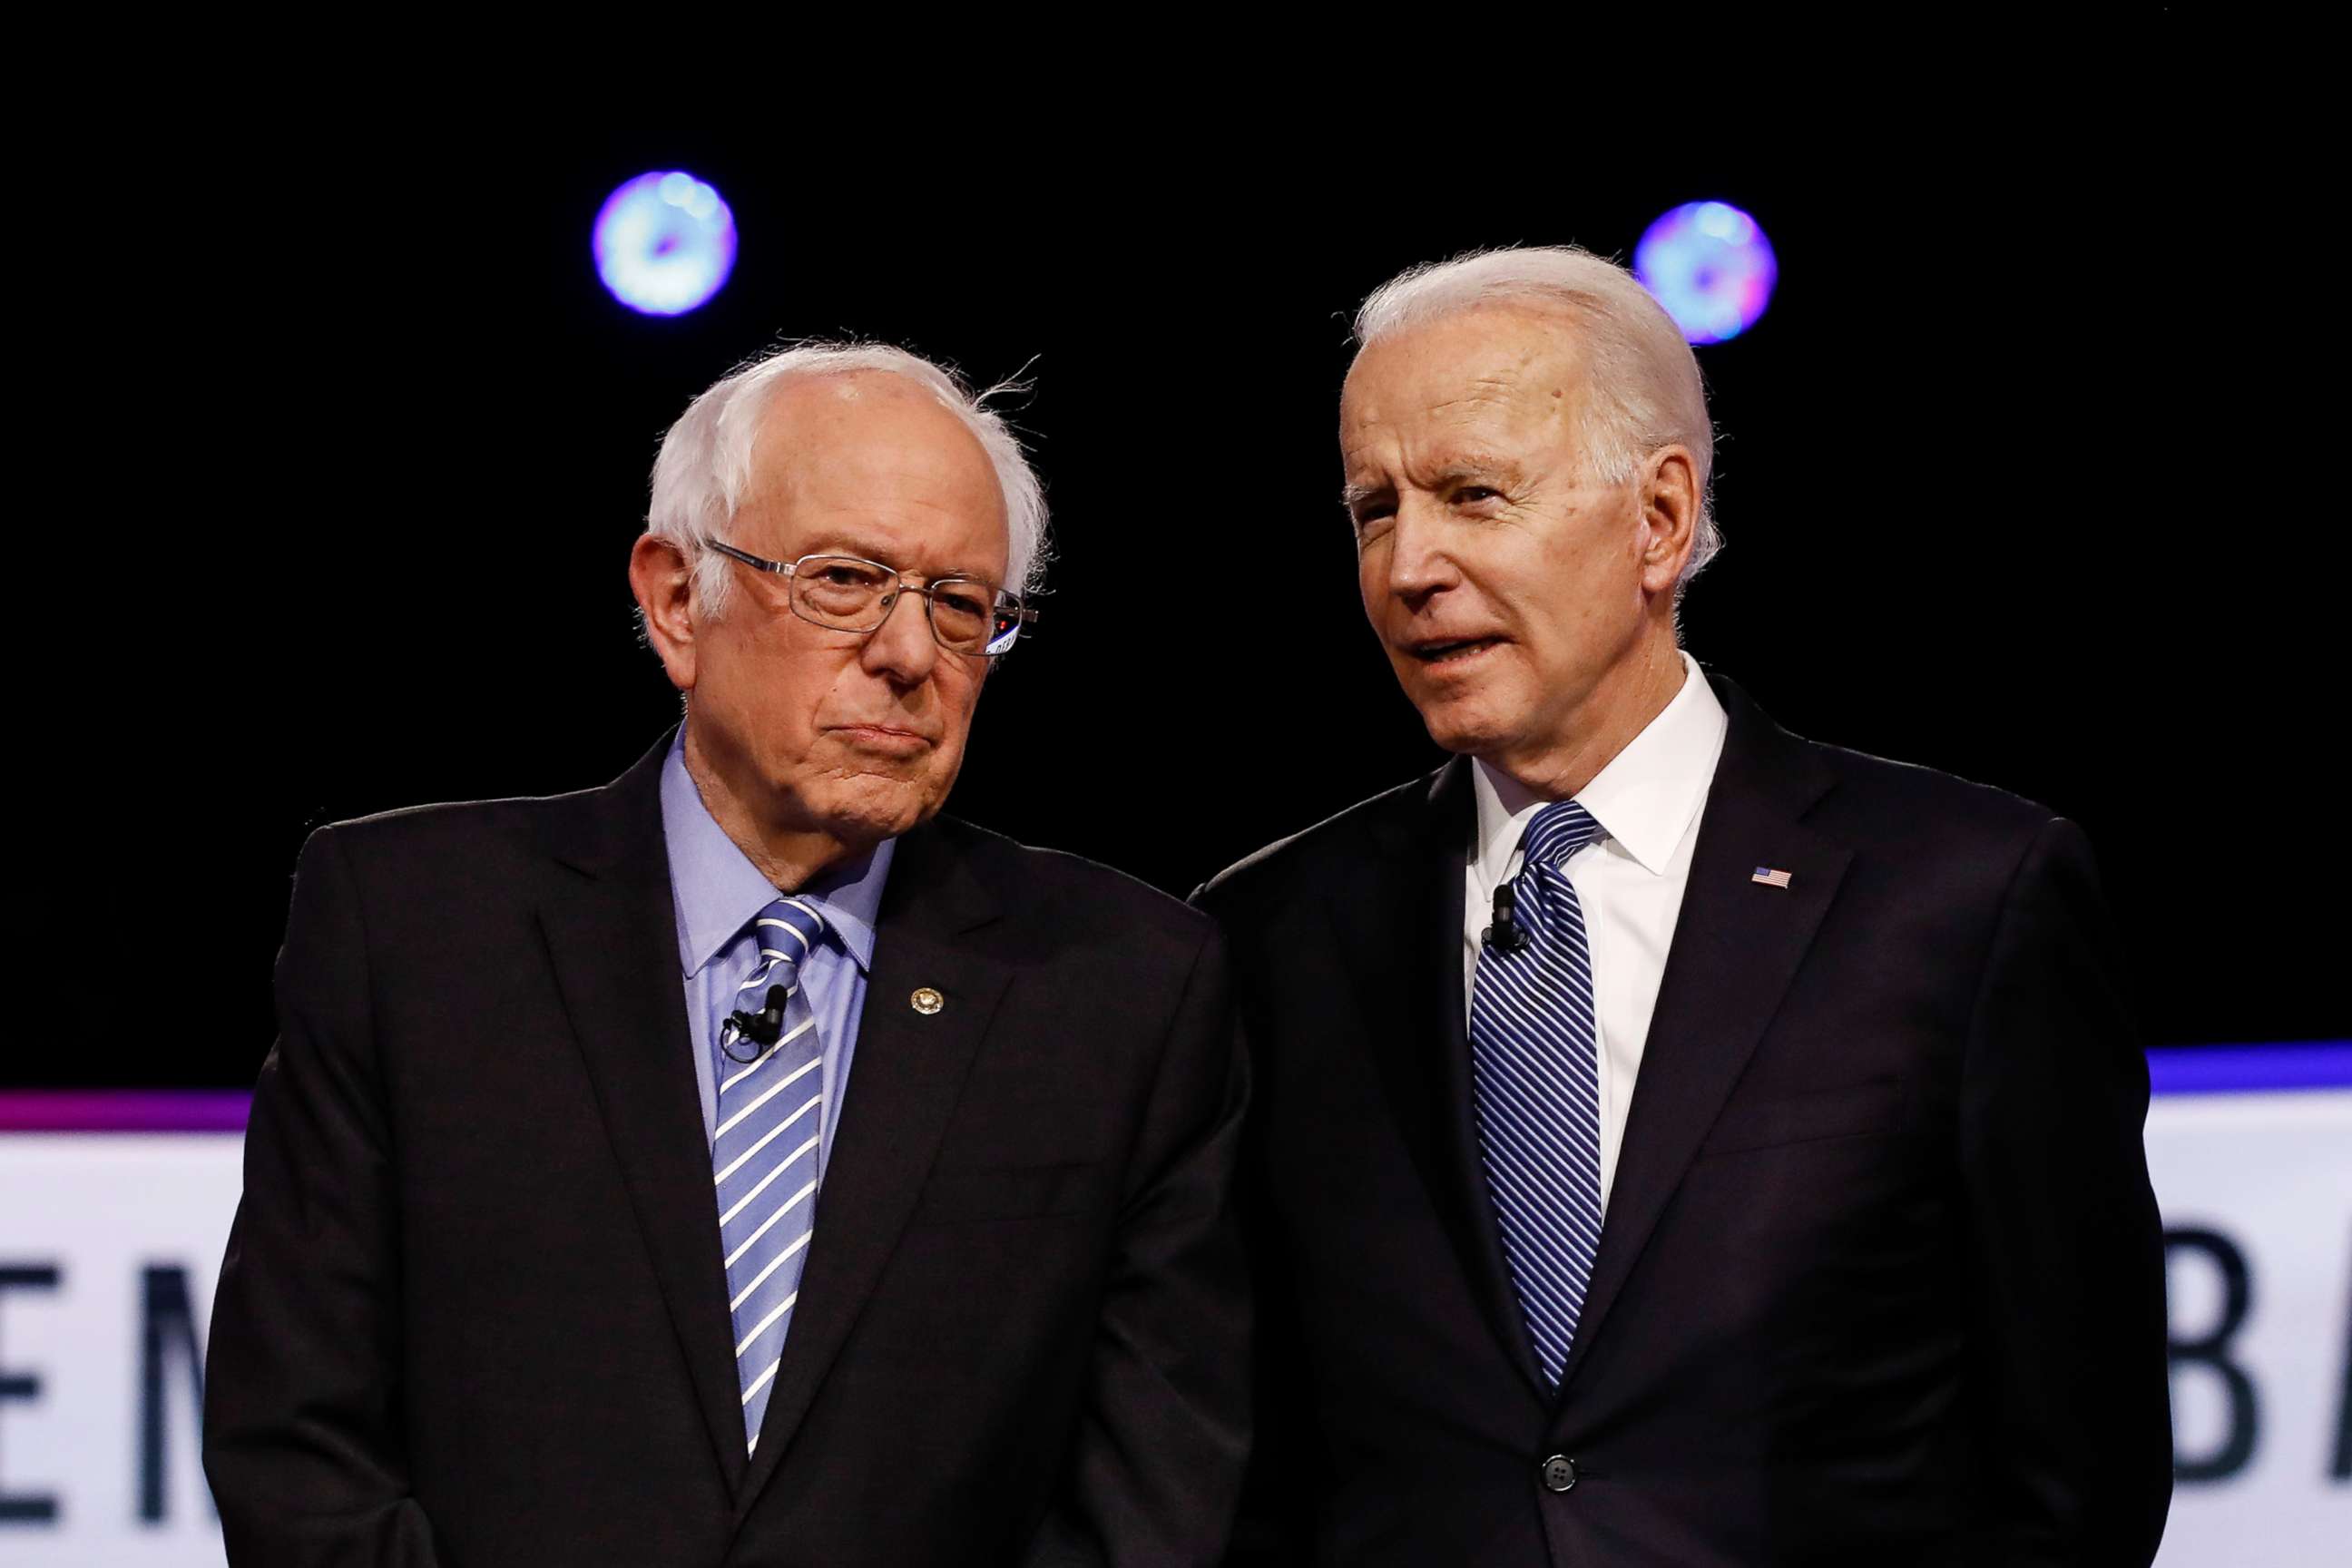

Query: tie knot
[1520,800,1603,870]
[749,897,827,979]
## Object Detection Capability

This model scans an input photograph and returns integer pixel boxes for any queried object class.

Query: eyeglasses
[707,542,1037,657]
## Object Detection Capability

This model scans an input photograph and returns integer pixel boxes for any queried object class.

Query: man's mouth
[1406,636,1504,666]
[835,724,936,752]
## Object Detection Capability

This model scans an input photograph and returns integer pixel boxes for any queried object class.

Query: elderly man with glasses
[203,344,1251,1567]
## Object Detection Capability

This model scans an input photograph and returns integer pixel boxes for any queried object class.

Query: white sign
[1,1069,2347,1564]
[2149,1089,2352,1565]
[0,1134,236,1566]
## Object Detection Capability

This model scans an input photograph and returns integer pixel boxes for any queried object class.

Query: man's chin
[1410,696,1510,760]
[808,770,948,844]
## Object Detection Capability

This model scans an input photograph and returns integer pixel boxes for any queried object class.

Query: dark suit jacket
[1195,673,2171,1566]
[203,733,1250,1567]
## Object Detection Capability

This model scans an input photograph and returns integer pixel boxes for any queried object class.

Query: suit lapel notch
[1327,760,1553,1396]
[735,823,1013,1513]
[1554,685,1849,1402]
[536,750,752,1494]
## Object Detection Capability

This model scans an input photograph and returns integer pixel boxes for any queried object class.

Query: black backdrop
[34,71,2340,1091]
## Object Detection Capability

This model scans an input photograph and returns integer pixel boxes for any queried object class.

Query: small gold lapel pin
[909,986,945,1015]
[1750,867,1793,889]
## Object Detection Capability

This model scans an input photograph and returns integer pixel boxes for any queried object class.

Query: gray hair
[1355,245,1720,593]
[646,341,1048,620]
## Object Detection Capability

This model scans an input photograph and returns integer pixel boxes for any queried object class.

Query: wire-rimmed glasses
[707,542,1036,657]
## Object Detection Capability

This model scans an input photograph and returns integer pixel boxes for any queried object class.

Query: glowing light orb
[593,172,737,316]
[1633,201,1777,344]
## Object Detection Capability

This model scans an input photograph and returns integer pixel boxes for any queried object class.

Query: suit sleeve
[203,828,444,1566]
[1184,879,1317,1568]
[1021,924,1253,1568]
[1212,1058,1318,1568]
[1956,817,2172,1566]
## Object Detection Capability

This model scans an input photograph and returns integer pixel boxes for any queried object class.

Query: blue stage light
[1633,201,1777,344]
[593,172,738,317]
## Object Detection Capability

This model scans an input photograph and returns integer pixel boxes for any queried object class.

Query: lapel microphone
[720,985,789,1063]
[1483,877,1531,954]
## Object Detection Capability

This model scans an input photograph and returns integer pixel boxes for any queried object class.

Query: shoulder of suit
[1191,726,2076,912]
[1796,730,2064,848]
[302,784,593,865]
[1193,769,1438,915]
[926,814,1214,945]
[291,764,671,925]
[312,796,1214,936]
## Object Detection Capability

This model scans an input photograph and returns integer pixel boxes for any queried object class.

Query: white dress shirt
[1463,652,1729,1215]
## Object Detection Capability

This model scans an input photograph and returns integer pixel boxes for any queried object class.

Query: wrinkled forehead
[1340,305,1591,463]
[750,373,998,499]
[745,373,1009,566]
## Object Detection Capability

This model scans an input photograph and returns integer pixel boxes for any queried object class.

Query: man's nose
[860,585,939,686]
[1381,499,1461,607]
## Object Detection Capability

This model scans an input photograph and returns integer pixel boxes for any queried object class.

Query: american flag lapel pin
[1750,866,1793,889]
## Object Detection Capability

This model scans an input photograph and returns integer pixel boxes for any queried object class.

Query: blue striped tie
[1469,800,1606,1388]
[711,897,828,1453]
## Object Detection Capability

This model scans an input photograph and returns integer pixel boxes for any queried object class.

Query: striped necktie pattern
[1468,800,1607,1388]
[711,896,828,1453]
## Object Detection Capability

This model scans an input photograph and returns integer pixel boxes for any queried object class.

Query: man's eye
[936,589,990,620]
[1454,485,1500,505]
[1351,505,1395,530]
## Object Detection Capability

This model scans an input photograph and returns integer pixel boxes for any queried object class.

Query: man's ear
[630,534,701,692]
[1636,446,1700,599]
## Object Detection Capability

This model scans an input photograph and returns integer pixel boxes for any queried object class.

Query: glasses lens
[981,603,1023,656]
[926,581,1004,653]
[792,557,894,626]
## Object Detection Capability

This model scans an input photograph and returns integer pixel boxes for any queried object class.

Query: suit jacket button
[1540,1455,1577,1494]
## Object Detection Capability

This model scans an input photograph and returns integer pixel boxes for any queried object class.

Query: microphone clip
[719,985,789,1063]
[1482,877,1532,955]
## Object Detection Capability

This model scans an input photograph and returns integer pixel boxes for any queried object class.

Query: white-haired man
[1196,249,2172,1564]
[205,344,1250,1566]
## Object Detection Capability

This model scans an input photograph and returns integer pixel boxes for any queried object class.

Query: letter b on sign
[2166,1226,2259,1482]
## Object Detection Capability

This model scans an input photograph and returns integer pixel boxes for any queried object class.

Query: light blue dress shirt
[657,734,892,1172]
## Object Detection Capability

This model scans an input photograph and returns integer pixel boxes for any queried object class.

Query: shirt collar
[658,731,893,978]
[1471,651,1729,882]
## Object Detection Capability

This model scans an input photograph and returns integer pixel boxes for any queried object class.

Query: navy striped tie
[1469,800,1606,1388]
[711,897,828,1453]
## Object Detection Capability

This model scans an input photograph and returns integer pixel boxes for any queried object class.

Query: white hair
[1355,245,1720,593]
[646,341,1048,619]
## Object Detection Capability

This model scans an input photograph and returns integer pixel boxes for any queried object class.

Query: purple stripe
[0,1091,250,1132]
[2146,1043,2352,1096]
[0,1044,2337,1131]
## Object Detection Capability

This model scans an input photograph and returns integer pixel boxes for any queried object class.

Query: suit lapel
[735,819,1010,1515]
[536,732,750,1494]
[1553,677,1850,1402]
[1326,760,1550,1396]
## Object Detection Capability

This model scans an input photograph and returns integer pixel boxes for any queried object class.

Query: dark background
[34,60,2340,1089]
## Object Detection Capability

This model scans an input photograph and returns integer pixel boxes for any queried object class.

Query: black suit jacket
[1195,674,2171,1566]
[203,733,1250,1567]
